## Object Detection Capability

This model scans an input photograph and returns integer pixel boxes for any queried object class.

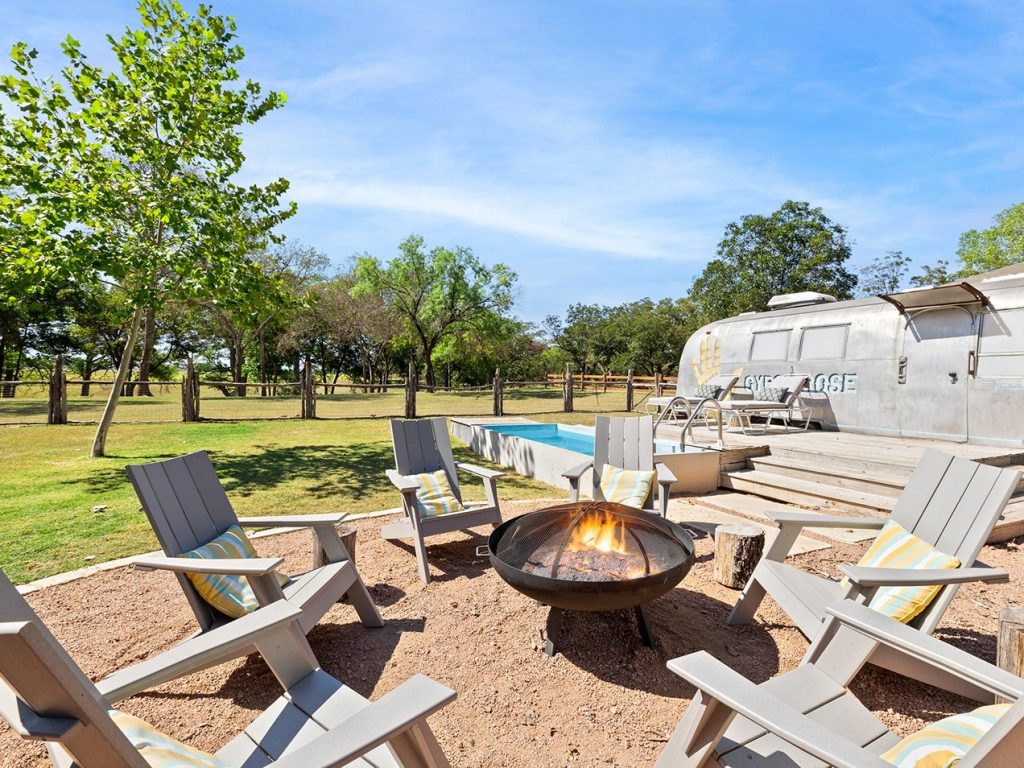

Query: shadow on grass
[73,440,543,506]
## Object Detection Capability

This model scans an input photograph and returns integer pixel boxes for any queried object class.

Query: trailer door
[898,308,974,441]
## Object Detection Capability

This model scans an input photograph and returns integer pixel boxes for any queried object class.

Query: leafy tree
[909,259,956,288]
[956,201,1024,275]
[690,200,857,323]
[858,250,911,296]
[614,298,696,376]
[544,304,613,376]
[352,235,516,389]
[0,1,294,455]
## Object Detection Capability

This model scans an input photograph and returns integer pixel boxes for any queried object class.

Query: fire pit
[488,501,695,655]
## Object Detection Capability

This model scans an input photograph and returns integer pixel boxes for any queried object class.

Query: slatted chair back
[887,449,1021,632]
[592,415,657,511]
[126,451,242,629]
[390,417,463,504]
[706,375,739,400]
[0,572,147,768]
[767,374,809,407]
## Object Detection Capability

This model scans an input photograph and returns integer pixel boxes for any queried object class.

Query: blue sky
[3,1,1023,321]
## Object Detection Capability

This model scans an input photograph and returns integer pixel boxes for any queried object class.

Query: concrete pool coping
[451,417,721,495]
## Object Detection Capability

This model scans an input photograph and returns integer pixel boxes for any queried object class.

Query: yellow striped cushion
[412,470,464,517]
[881,703,1010,768]
[845,520,961,623]
[182,525,288,619]
[600,465,655,508]
[110,709,229,767]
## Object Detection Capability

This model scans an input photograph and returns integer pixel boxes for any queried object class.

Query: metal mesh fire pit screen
[488,501,695,654]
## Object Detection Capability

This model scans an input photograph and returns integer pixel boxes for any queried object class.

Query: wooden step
[990,496,1024,543]
[695,492,879,543]
[720,468,895,516]
[747,454,905,497]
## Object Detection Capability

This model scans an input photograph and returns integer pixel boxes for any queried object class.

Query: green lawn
[0,386,629,424]
[0,417,574,585]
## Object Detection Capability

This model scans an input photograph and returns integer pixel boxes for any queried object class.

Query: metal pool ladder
[653,397,724,451]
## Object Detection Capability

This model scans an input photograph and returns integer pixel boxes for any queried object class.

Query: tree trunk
[424,356,436,392]
[259,328,267,397]
[136,307,156,396]
[80,355,94,396]
[91,305,144,458]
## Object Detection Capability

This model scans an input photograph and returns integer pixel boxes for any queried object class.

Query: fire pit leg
[543,607,564,657]
[634,605,657,651]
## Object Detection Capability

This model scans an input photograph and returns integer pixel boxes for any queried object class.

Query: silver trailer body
[677,263,1024,447]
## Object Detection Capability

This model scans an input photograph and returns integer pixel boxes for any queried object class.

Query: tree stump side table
[714,524,765,589]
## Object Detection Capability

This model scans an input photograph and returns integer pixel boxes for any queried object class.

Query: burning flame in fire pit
[566,508,628,555]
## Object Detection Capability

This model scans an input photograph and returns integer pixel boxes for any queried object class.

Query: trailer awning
[879,282,990,314]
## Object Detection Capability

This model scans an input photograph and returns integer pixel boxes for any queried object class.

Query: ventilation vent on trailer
[766,292,838,310]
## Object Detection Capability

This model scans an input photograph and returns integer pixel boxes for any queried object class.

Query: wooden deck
[658,422,1024,542]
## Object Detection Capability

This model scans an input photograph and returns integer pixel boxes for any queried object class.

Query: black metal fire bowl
[487,502,695,613]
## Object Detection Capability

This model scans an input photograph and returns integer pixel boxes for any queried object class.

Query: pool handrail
[653,396,724,451]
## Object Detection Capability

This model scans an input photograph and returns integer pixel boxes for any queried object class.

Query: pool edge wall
[450,419,721,495]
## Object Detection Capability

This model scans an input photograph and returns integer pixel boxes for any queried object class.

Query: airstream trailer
[676,263,1024,447]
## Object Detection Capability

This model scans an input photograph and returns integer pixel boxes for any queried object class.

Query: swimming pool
[452,418,721,494]
[482,422,705,456]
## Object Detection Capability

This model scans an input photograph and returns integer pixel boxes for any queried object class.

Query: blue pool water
[484,423,697,456]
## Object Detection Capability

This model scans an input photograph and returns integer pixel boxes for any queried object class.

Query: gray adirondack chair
[728,448,1020,701]
[383,417,504,585]
[127,451,383,651]
[0,570,455,768]
[657,599,1024,768]
[562,415,676,517]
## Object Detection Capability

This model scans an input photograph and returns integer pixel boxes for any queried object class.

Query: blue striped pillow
[881,703,1010,768]
[111,709,229,767]
[412,470,464,517]
[600,465,655,508]
[182,525,288,619]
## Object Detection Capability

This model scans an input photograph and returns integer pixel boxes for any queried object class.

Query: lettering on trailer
[744,373,857,394]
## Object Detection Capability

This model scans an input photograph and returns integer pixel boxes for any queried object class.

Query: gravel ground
[3,498,1021,768]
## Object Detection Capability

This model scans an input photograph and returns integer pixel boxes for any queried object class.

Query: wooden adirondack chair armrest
[655,461,676,485]
[385,469,419,495]
[0,685,82,741]
[825,601,1024,702]
[562,459,594,482]
[96,602,304,704]
[133,555,284,576]
[667,652,891,768]
[766,511,888,531]
[455,461,505,480]
[238,513,349,529]
[838,564,1010,588]
[269,674,456,768]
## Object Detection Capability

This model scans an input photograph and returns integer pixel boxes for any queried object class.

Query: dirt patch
[3,499,1021,767]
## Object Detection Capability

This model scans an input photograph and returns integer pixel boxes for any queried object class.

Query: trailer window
[977,309,1024,377]
[749,330,791,361]
[799,324,849,360]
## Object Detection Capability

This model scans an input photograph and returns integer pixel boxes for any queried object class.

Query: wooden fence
[2,362,665,424]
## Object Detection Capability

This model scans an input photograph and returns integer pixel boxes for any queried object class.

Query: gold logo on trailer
[691,337,743,385]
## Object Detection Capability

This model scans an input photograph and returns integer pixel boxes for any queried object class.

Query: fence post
[625,368,634,412]
[563,363,574,413]
[405,361,417,418]
[654,371,663,398]
[492,368,503,417]
[47,354,68,424]
[182,358,200,422]
[301,359,317,419]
